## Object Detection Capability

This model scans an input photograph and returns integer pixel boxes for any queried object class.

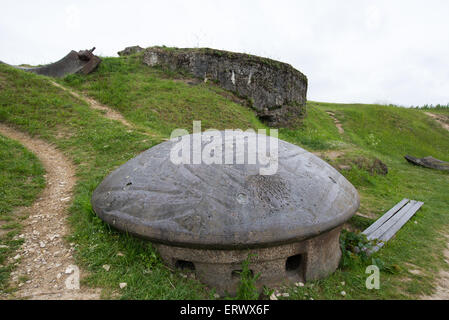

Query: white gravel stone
[119,282,127,289]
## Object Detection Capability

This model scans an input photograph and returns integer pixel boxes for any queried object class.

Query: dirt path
[425,112,449,132]
[50,81,133,129]
[0,123,101,300]
[421,112,449,298]
[421,241,449,300]
[50,81,164,142]
[326,111,344,134]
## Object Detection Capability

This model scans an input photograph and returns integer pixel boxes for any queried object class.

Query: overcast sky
[1,0,448,106]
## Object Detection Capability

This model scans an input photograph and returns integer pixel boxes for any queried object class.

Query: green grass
[1,54,449,300]
[278,102,449,299]
[61,55,264,137]
[0,63,209,299]
[279,101,344,150]
[0,134,45,293]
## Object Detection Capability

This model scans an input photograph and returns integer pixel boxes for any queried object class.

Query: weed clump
[233,254,261,300]
[340,230,400,274]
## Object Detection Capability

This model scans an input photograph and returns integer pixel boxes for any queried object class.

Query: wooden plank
[367,201,416,241]
[378,201,424,242]
[364,200,424,255]
[362,198,409,238]
[367,241,385,255]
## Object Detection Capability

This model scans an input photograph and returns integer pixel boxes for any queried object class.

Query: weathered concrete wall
[154,227,342,295]
[141,47,308,127]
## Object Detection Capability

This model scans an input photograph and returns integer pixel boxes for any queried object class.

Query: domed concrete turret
[92,130,359,294]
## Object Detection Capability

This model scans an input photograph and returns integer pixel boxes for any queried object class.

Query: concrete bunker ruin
[91,131,359,295]
[138,46,308,127]
[1,48,101,78]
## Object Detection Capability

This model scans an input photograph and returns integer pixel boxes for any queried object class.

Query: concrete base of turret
[154,226,342,296]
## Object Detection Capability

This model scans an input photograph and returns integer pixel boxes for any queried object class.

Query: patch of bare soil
[425,112,449,132]
[312,150,345,161]
[0,123,100,300]
[0,221,8,237]
[355,211,378,220]
[421,243,449,300]
[326,111,344,134]
[404,263,424,276]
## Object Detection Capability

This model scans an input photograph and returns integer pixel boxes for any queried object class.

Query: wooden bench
[362,199,424,254]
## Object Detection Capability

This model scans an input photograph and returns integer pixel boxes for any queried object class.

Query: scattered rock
[118,46,145,57]
[295,282,305,287]
[405,155,449,171]
[371,158,389,175]
[342,156,388,175]
[102,264,111,272]
[326,111,344,134]
[119,282,127,289]
[269,292,278,300]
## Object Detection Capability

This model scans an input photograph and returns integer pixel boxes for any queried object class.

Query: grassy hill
[0,54,448,299]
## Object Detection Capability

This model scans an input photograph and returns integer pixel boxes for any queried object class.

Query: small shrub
[340,230,375,268]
